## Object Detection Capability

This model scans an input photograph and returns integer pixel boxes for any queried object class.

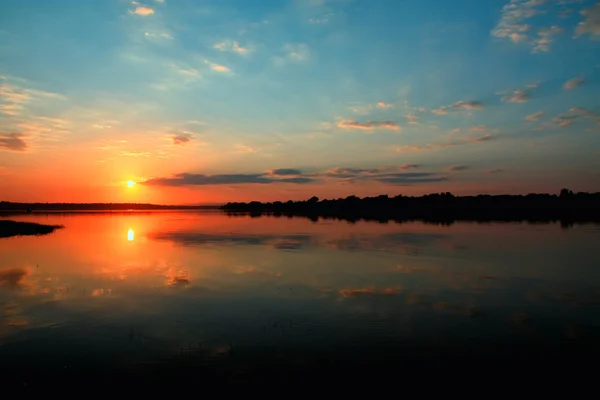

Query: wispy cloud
[316,165,448,185]
[574,2,600,38]
[234,144,257,154]
[525,111,544,121]
[405,114,420,125]
[121,150,151,157]
[446,165,470,172]
[430,100,484,116]
[553,107,600,128]
[486,169,505,174]
[213,40,251,55]
[563,77,584,89]
[491,0,544,43]
[272,43,310,66]
[501,89,531,103]
[469,125,490,132]
[451,100,485,110]
[173,133,192,145]
[394,134,496,153]
[377,101,394,109]
[532,26,563,52]
[0,133,27,151]
[0,79,66,116]
[144,31,173,40]
[492,1,567,52]
[337,120,401,131]
[142,172,313,186]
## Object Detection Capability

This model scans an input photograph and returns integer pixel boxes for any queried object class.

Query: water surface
[1,212,600,388]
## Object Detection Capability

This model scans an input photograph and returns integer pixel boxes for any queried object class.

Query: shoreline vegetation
[0,220,63,238]
[222,189,600,225]
[2,189,599,224]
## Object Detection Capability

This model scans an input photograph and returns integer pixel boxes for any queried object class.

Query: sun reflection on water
[127,229,135,241]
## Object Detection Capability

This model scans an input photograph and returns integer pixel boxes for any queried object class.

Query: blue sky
[0,0,599,203]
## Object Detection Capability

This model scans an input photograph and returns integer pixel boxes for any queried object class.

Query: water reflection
[1,212,600,385]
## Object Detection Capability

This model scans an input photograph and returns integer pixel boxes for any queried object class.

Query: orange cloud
[337,120,400,131]
[131,6,154,16]
[563,77,584,90]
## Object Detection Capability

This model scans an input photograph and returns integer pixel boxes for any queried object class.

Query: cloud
[491,0,545,44]
[574,2,600,38]
[501,89,531,103]
[446,165,470,172]
[268,168,303,176]
[0,80,66,116]
[317,165,446,185]
[469,134,496,142]
[337,120,400,131]
[234,144,257,154]
[210,63,231,73]
[532,26,563,53]
[394,134,497,153]
[377,101,394,109]
[431,108,448,115]
[309,16,331,24]
[553,107,600,128]
[141,172,314,186]
[563,77,584,89]
[0,133,27,151]
[492,1,567,52]
[155,0,165,3]
[144,31,173,40]
[470,125,490,132]
[272,43,310,66]
[121,150,151,157]
[143,164,445,187]
[450,100,484,110]
[525,111,544,121]
[486,169,505,173]
[405,114,420,125]
[131,6,155,16]
[173,133,192,145]
[286,43,311,61]
[213,40,250,55]
[373,173,449,185]
[399,164,421,170]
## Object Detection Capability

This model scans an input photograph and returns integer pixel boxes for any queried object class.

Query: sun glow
[127,180,135,188]
[127,229,135,241]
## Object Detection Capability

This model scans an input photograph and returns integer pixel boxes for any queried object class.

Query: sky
[1,0,599,204]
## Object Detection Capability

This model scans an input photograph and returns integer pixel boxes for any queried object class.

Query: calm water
[2,211,600,388]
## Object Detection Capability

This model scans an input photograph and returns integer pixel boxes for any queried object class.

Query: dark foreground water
[1,211,600,391]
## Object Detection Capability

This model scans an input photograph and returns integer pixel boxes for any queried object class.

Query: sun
[127,180,136,188]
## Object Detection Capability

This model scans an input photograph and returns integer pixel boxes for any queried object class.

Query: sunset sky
[1,0,599,204]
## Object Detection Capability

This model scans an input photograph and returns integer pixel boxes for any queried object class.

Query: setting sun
[127,181,135,188]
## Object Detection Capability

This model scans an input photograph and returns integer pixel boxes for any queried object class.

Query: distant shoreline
[0,202,221,212]
[222,190,600,225]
